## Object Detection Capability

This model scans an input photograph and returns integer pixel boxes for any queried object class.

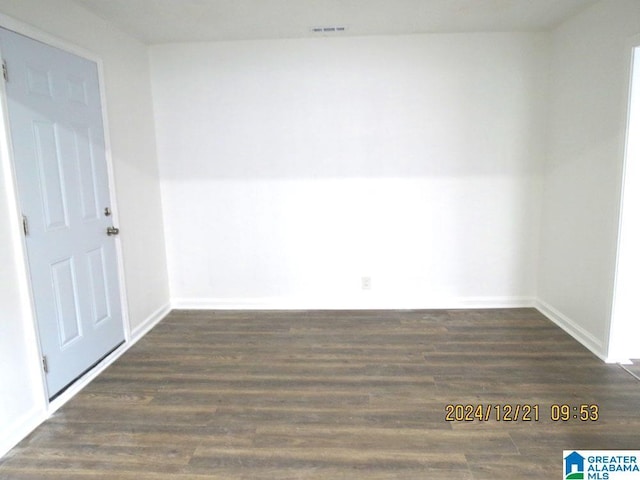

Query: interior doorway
[610,42,640,362]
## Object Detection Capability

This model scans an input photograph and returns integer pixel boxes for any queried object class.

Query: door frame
[0,13,131,409]
[610,33,640,363]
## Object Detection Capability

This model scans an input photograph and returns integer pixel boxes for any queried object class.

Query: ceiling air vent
[311,26,347,34]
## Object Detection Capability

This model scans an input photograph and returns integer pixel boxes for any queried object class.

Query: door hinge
[42,355,49,374]
[2,60,7,82]
[22,214,29,236]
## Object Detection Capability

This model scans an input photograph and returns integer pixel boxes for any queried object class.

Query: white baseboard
[534,298,608,361]
[171,296,536,310]
[130,303,172,341]
[0,302,171,460]
[0,406,46,459]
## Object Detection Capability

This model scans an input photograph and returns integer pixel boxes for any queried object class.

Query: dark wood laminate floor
[624,360,640,381]
[2,308,639,479]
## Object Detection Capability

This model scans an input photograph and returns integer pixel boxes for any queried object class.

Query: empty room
[1,0,640,478]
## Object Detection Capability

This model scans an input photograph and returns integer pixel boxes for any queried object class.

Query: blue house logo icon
[565,451,585,479]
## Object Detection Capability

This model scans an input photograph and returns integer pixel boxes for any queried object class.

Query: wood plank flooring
[624,360,640,381]
[2,308,640,479]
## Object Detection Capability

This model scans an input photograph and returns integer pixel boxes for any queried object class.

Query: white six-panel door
[0,27,125,399]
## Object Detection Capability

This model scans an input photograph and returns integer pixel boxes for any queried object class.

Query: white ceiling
[71,0,600,44]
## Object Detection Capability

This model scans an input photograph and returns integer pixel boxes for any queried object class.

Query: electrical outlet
[361,276,372,290]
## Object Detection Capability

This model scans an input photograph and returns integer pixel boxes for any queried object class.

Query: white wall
[151,33,548,309]
[0,102,43,457]
[0,0,170,456]
[537,0,640,361]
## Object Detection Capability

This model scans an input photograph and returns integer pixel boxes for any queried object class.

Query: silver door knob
[106,226,120,236]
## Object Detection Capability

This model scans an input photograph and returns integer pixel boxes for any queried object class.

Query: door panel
[87,247,111,325]
[50,257,83,346]
[34,120,69,230]
[74,126,101,221]
[0,27,125,398]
